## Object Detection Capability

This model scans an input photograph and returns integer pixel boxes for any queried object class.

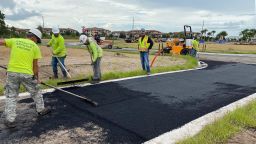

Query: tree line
[0,11,80,39]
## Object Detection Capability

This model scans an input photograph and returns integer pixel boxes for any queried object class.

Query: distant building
[42,28,52,35]
[43,28,79,35]
[127,30,162,39]
[146,30,162,38]
[10,28,29,35]
[59,28,79,34]
[82,27,111,36]
[228,36,240,41]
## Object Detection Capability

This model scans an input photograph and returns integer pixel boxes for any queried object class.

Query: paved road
[199,52,256,64]
[1,60,256,143]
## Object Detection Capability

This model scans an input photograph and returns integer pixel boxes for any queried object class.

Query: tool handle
[0,65,7,70]
[41,82,98,106]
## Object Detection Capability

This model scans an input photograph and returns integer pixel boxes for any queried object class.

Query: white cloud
[2,0,256,36]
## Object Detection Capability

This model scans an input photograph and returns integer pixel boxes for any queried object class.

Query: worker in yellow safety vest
[138,28,154,75]
[79,35,103,83]
[192,37,200,58]
[47,26,67,79]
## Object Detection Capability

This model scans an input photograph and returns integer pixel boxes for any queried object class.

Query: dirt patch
[0,46,186,85]
[0,97,107,144]
[227,128,256,144]
[0,93,144,143]
[14,124,107,144]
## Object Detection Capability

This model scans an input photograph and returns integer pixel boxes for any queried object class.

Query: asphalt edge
[144,91,256,144]
[0,61,207,100]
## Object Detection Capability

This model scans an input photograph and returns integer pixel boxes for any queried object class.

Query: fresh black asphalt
[1,60,256,143]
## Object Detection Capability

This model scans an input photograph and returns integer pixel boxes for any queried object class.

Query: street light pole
[42,16,45,29]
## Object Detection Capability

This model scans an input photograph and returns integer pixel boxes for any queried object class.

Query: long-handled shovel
[41,82,98,107]
[54,56,72,78]
[0,66,98,106]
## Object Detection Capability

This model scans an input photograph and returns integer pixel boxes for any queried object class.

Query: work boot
[38,107,51,116]
[4,120,16,128]
[91,78,100,84]
[62,71,67,79]
[147,72,151,75]
[53,71,58,79]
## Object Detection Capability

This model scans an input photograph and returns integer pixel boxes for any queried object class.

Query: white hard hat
[79,34,88,44]
[52,26,60,34]
[29,28,42,42]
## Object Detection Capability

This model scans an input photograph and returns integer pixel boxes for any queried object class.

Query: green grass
[0,84,4,95]
[102,55,197,81]
[0,56,197,96]
[178,101,256,144]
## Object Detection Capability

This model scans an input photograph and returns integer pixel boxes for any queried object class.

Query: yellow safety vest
[138,35,150,52]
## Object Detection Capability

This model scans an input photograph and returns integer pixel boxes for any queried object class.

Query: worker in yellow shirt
[138,28,154,75]
[192,37,199,57]
[0,29,50,128]
[47,27,67,79]
[79,35,103,83]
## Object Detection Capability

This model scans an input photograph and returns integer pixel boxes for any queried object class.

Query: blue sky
[0,0,255,36]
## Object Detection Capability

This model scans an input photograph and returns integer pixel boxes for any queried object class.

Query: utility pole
[42,16,45,28]
[202,20,204,31]
[132,16,134,30]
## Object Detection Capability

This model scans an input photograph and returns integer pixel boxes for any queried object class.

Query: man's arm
[33,59,40,83]
[47,35,53,47]
[0,39,6,46]
[148,38,154,49]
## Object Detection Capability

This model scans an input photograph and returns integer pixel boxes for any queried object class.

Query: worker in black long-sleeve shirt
[138,28,154,75]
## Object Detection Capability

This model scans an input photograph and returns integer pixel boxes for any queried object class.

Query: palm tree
[217,31,228,40]
[211,30,216,37]
[207,32,212,37]
[240,29,250,41]
[201,29,208,36]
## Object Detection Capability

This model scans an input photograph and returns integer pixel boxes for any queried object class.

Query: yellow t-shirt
[5,38,42,75]
[47,34,66,57]
[192,40,199,51]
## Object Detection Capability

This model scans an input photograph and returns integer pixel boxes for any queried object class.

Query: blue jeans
[52,56,67,78]
[92,57,102,80]
[140,52,150,73]
[189,48,197,57]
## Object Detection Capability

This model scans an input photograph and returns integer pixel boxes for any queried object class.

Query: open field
[112,40,256,54]
[202,43,256,54]
[0,45,191,87]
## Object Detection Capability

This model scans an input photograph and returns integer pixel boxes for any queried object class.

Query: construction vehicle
[162,25,193,55]
[98,40,113,49]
